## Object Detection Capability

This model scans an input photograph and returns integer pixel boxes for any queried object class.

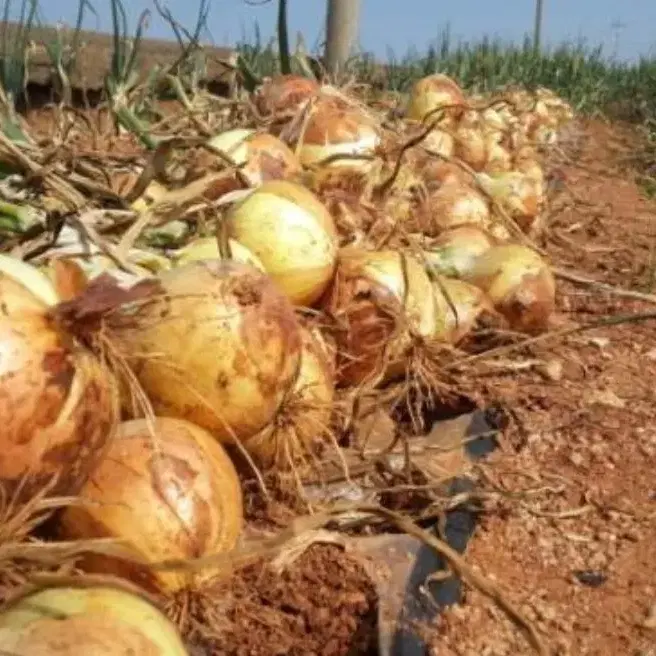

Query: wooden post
[533,0,544,53]
[324,0,361,77]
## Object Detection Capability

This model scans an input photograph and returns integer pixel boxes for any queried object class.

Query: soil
[9,106,656,655]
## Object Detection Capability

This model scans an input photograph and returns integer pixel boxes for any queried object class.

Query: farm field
[0,10,654,656]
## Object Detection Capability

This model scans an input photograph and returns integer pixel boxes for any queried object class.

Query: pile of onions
[0,583,188,654]
[203,129,301,201]
[323,248,437,386]
[242,324,335,470]
[224,180,339,306]
[463,244,555,333]
[284,95,381,172]
[424,224,496,279]
[170,236,266,272]
[108,260,302,443]
[406,73,466,125]
[58,417,243,593]
[0,255,118,503]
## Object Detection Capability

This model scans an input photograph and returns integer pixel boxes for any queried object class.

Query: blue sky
[38,0,656,62]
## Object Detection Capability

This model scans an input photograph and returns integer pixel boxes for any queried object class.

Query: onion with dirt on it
[463,244,556,333]
[0,582,189,655]
[58,417,243,594]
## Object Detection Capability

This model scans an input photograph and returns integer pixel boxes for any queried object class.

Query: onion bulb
[224,180,339,306]
[254,74,320,118]
[203,129,301,201]
[406,74,466,125]
[432,276,493,344]
[0,255,119,503]
[476,172,543,233]
[288,96,381,172]
[0,583,188,655]
[242,325,335,470]
[419,181,491,235]
[323,248,437,386]
[110,260,302,442]
[485,139,513,174]
[424,224,496,278]
[58,417,243,593]
[170,236,266,272]
[423,128,455,159]
[454,112,488,171]
[463,244,555,333]
[131,180,169,213]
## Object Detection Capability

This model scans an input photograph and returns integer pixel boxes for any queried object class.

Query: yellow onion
[406,73,466,124]
[242,325,335,470]
[485,138,513,174]
[423,128,455,158]
[253,74,320,117]
[420,159,467,189]
[58,417,243,593]
[424,224,496,278]
[0,255,119,503]
[432,276,493,344]
[480,107,508,137]
[288,96,381,172]
[463,244,555,333]
[224,180,339,306]
[476,171,543,233]
[323,248,437,386]
[170,236,266,272]
[203,129,301,201]
[454,111,488,171]
[131,180,169,213]
[0,584,188,655]
[514,147,545,187]
[110,260,302,442]
[419,180,491,235]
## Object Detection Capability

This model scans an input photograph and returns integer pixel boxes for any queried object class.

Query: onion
[513,146,544,186]
[0,255,118,503]
[424,224,496,278]
[58,417,243,593]
[432,276,493,344]
[485,139,513,174]
[0,583,188,654]
[323,248,437,386]
[288,96,381,172]
[463,244,555,333]
[420,180,491,235]
[454,111,488,171]
[170,236,266,272]
[423,128,454,158]
[203,129,301,201]
[406,74,466,124]
[131,180,169,213]
[109,260,302,442]
[224,180,339,306]
[475,172,543,233]
[254,74,320,118]
[242,324,335,470]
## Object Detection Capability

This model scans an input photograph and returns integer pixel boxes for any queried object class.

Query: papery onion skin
[406,74,466,124]
[424,224,496,279]
[323,249,437,386]
[171,236,266,272]
[58,417,243,593]
[254,74,320,118]
[464,244,555,334]
[225,180,339,307]
[292,97,381,172]
[111,260,302,442]
[243,325,335,470]
[0,584,188,655]
[203,130,301,201]
[0,262,119,503]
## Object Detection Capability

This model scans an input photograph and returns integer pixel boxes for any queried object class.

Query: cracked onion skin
[0,259,119,504]
[58,417,243,594]
[110,260,302,443]
[0,583,188,655]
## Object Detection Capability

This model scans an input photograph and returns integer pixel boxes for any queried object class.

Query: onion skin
[0,584,188,655]
[243,325,335,470]
[419,181,491,235]
[110,260,302,442]
[406,74,466,124]
[225,180,339,307]
[463,244,555,333]
[292,97,381,171]
[323,249,437,386]
[58,417,243,593]
[171,236,266,272]
[0,267,119,503]
[254,74,320,118]
[424,224,496,278]
[203,130,301,201]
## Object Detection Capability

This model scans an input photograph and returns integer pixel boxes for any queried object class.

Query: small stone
[569,451,585,467]
[574,569,607,587]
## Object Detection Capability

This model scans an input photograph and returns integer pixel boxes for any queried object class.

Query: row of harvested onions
[0,73,571,654]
